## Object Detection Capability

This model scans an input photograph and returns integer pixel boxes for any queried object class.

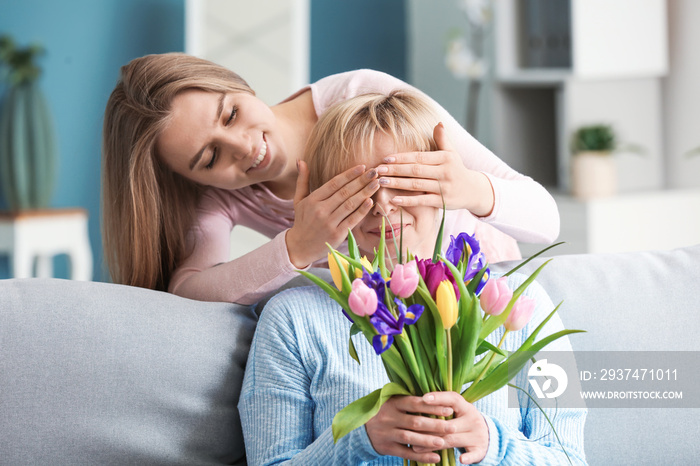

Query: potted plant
[570,124,618,200]
[0,35,57,211]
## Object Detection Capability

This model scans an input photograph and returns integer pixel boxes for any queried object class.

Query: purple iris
[446,232,490,294]
[416,258,461,301]
[370,298,424,354]
[361,269,387,303]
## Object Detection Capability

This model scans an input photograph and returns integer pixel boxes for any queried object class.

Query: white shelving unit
[491,0,668,193]
[488,0,695,255]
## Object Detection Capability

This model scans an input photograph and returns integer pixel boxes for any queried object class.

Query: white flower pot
[570,151,616,200]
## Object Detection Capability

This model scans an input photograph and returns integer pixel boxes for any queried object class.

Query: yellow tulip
[435,280,458,329]
[328,252,349,290]
[359,256,374,276]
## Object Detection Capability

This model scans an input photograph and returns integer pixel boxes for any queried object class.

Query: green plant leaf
[476,339,507,357]
[348,322,362,365]
[464,328,585,402]
[332,382,411,442]
[504,242,564,277]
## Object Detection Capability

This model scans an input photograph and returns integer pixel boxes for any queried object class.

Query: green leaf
[504,242,564,277]
[347,228,361,261]
[432,197,446,262]
[476,339,507,357]
[378,218,387,277]
[332,382,411,443]
[464,328,585,402]
[348,323,362,365]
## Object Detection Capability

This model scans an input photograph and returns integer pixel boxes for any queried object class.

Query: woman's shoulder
[310,69,414,114]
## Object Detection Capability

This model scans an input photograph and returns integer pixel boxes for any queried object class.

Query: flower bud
[436,279,458,329]
[479,277,513,316]
[389,260,419,298]
[348,279,378,317]
[504,296,535,331]
[328,252,349,290]
[359,256,374,276]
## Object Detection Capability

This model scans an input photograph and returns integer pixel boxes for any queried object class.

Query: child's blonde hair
[306,91,440,191]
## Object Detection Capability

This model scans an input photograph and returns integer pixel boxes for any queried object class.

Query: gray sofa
[1,244,699,465]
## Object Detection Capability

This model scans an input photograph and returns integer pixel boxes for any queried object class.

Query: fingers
[433,121,455,152]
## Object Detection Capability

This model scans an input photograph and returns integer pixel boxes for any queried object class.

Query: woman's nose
[371,188,398,216]
[220,130,251,161]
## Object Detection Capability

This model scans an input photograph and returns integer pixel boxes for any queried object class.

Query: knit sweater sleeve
[238,290,383,465]
[168,188,306,305]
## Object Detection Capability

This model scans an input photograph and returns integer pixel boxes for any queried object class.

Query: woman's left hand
[376,123,494,217]
[412,391,489,465]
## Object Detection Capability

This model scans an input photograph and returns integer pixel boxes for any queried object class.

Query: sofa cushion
[0,278,256,465]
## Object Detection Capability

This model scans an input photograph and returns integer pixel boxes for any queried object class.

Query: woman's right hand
[364,395,455,464]
[286,160,380,269]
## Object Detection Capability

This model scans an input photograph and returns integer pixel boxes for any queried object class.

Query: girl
[102,53,559,304]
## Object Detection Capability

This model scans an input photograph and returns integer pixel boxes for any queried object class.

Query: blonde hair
[102,53,254,290]
[306,91,439,192]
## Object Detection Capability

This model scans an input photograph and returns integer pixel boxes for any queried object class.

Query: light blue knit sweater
[239,274,588,465]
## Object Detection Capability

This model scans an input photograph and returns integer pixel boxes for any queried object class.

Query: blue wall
[0,0,185,280]
[310,0,406,81]
[0,0,405,282]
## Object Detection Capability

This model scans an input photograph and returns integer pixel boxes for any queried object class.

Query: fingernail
[377,166,388,174]
[433,438,444,447]
[354,165,365,175]
[369,179,380,189]
[378,177,390,185]
[392,197,403,205]
[424,394,435,402]
[383,156,395,163]
[443,407,453,416]
[365,169,377,179]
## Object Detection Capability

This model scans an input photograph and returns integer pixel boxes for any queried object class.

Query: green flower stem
[446,329,453,392]
[469,331,508,395]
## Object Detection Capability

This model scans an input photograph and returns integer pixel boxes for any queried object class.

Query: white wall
[663,0,700,189]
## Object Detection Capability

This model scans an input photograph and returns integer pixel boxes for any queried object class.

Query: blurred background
[0,0,697,282]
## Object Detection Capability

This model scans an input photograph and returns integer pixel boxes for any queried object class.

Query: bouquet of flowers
[299,217,583,466]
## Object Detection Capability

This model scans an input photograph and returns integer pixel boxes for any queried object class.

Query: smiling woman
[101,53,559,305]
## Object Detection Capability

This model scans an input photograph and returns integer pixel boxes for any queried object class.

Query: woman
[239,92,586,464]
[102,53,559,304]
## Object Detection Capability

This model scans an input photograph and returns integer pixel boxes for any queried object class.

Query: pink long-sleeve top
[168,70,560,305]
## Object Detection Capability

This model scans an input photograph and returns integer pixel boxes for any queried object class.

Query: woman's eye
[205,149,218,170]
[225,105,238,126]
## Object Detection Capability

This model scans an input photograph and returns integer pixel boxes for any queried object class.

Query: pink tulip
[479,277,513,316]
[348,279,378,317]
[504,296,535,331]
[390,260,419,298]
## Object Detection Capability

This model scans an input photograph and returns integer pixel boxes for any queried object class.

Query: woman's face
[351,135,440,262]
[156,89,288,190]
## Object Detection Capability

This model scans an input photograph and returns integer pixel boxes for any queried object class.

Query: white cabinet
[490,0,668,193]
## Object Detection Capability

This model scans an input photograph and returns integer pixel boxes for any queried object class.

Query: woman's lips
[369,224,408,238]
[247,134,269,172]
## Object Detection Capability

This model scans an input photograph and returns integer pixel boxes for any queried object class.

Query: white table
[0,208,93,280]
